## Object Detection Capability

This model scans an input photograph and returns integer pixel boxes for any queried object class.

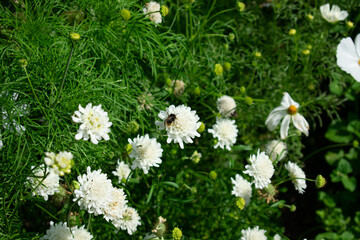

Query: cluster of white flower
[72,103,112,144]
[113,160,131,184]
[208,118,238,150]
[156,105,201,149]
[73,167,141,235]
[244,150,274,189]
[217,95,237,117]
[240,226,267,240]
[231,174,252,206]
[41,221,93,240]
[128,134,163,174]
[27,164,60,201]
[265,140,287,162]
[285,162,307,194]
[44,151,74,176]
[143,1,162,24]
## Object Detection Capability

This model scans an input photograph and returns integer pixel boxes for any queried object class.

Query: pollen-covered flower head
[208,117,238,151]
[285,162,307,194]
[320,4,348,23]
[112,206,141,235]
[72,103,112,144]
[217,95,237,117]
[155,105,201,149]
[113,160,131,184]
[265,92,309,139]
[244,150,274,189]
[128,134,163,174]
[231,174,252,206]
[265,140,287,162]
[336,34,360,82]
[171,80,185,97]
[45,151,74,176]
[143,1,162,24]
[103,187,128,222]
[241,226,267,240]
[27,164,60,201]
[73,167,113,215]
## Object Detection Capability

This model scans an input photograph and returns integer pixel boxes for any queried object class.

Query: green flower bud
[254,51,262,58]
[214,64,223,76]
[209,171,217,180]
[70,33,80,41]
[121,9,131,21]
[224,43,229,50]
[127,120,139,133]
[197,122,205,133]
[240,86,246,94]
[288,29,296,35]
[302,49,310,55]
[237,2,245,12]
[72,180,80,190]
[347,21,354,28]
[172,227,182,240]
[223,62,231,71]
[236,197,246,210]
[228,33,235,41]
[315,175,326,189]
[193,86,201,95]
[126,143,133,154]
[353,140,359,148]
[19,59,28,68]
[245,96,253,105]
[165,78,172,86]
[290,205,296,212]
[306,14,314,21]
[161,6,169,17]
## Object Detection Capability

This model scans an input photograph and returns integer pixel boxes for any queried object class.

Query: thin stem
[302,143,351,162]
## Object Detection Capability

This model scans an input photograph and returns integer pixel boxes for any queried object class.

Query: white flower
[155,105,201,149]
[265,92,309,139]
[73,167,114,216]
[113,160,131,184]
[41,222,93,240]
[231,174,252,206]
[128,134,163,174]
[217,95,237,117]
[72,103,112,144]
[336,34,360,82]
[320,4,348,23]
[265,140,287,162]
[45,151,74,176]
[103,187,128,222]
[27,164,60,201]
[143,1,162,24]
[171,80,186,97]
[112,206,141,235]
[0,138,3,149]
[274,234,281,240]
[244,150,274,189]
[241,226,267,240]
[285,162,307,194]
[208,118,238,150]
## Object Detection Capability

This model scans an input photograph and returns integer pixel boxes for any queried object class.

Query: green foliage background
[0,0,360,239]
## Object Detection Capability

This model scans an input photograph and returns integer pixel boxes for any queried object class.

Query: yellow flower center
[288,105,297,115]
[358,60,360,65]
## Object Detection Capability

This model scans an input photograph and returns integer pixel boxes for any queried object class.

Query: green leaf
[345,148,358,161]
[329,80,343,95]
[337,159,353,174]
[325,150,344,165]
[162,181,180,188]
[146,184,156,204]
[315,232,338,240]
[330,170,342,183]
[318,191,336,207]
[341,175,356,192]
[325,121,353,143]
[347,120,360,139]
[340,231,354,240]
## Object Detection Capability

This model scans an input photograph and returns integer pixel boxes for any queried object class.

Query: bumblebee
[165,114,177,127]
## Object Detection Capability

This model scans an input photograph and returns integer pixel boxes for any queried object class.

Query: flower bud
[209,171,217,180]
[197,122,205,133]
[190,151,202,164]
[346,21,354,28]
[237,2,246,12]
[306,14,314,21]
[236,197,246,210]
[214,64,223,76]
[193,86,201,95]
[126,143,133,154]
[19,59,28,68]
[315,175,326,189]
[254,51,262,58]
[240,86,246,94]
[245,96,253,105]
[353,140,359,148]
[127,120,139,133]
[165,78,172,86]
[224,43,229,50]
[121,9,131,21]
[290,205,296,212]
[70,33,80,41]
[288,29,296,35]
[228,33,235,41]
[223,62,231,71]
[172,227,182,240]
[302,49,310,55]
[72,180,80,190]
[161,6,169,17]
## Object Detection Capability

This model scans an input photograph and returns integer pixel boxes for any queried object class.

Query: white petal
[265,109,287,131]
[355,34,360,57]
[280,115,291,139]
[320,4,330,15]
[338,11,348,21]
[292,114,309,136]
[75,132,83,140]
[337,37,358,60]
[281,92,299,108]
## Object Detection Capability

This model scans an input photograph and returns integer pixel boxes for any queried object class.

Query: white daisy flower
[41,222,93,240]
[103,187,128,223]
[143,1,162,24]
[231,174,252,206]
[27,164,60,201]
[113,160,131,184]
[320,4,348,23]
[113,206,141,235]
[265,140,287,162]
[155,105,201,149]
[265,92,309,139]
[72,103,112,144]
[217,95,237,117]
[285,162,307,194]
[244,150,274,189]
[208,117,238,150]
[336,34,360,82]
[241,226,267,240]
[73,167,114,216]
[128,134,163,174]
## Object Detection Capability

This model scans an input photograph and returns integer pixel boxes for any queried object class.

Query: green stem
[302,143,351,162]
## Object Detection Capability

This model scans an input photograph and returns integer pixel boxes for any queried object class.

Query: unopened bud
[70,33,80,41]
[209,171,217,180]
[223,62,231,71]
[236,197,246,210]
[121,9,131,20]
[161,6,169,17]
[288,29,296,35]
[315,175,326,188]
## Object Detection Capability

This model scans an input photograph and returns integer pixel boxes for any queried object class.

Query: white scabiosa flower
[265,92,309,139]
[113,206,141,235]
[208,118,238,150]
[41,222,93,240]
[72,225,94,240]
[241,226,267,240]
[143,1,162,24]
[217,95,237,117]
[265,140,287,162]
[274,234,282,240]
[128,134,163,174]
[336,34,360,82]
[320,4,348,23]
[103,187,128,223]
[113,160,131,184]
[45,151,74,176]
[244,150,274,189]
[285,162,307,194]
[155,105,201,149]
[72,103,112,144]
[171,80,186,97]
[231,174,252,206]
[73,167,114,216]
[27,164,60,201]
